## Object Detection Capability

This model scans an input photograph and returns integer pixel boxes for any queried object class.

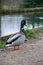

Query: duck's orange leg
[14,46,22,50]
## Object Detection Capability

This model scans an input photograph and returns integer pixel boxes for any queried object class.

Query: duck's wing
[7,34,21,43]
[12,34,25,46]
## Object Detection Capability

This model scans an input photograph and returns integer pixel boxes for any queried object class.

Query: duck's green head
[21,19,26,29]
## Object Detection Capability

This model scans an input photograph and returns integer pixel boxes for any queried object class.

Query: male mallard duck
[5,33,25,50]
[5,19,27,50]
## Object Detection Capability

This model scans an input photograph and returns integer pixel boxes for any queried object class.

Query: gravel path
[0,33,43,65]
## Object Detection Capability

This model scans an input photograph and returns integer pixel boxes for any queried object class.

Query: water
[0,15,24,36]
[0,12,43,37]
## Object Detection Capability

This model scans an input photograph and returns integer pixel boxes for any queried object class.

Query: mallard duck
[5,33,25,50]
[5,19,27,50]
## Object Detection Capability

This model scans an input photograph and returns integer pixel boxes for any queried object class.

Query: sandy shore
[0,33,43,65]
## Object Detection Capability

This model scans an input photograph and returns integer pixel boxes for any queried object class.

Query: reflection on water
[0,13,43,37]
[24,13,43,29]
[1,15,24,36]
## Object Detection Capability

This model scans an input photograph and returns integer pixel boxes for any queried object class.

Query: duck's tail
[5,42,12,47]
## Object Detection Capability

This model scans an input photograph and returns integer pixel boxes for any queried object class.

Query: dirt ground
[0,33,43,65]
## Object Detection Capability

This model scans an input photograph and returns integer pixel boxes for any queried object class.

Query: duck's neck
[20,29,25,36]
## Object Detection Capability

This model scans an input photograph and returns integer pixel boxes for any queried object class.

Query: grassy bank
[0,40,5,48]
[26,29,43,38]
[26,29,35,39]
[35,29,43,33]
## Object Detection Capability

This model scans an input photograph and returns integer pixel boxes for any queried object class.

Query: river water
[0,12,43,37]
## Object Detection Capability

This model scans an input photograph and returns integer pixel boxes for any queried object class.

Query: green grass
[26,29,35,39]
[0,40,5,48]
[38,30,43,33]
[26,29,43,39]
[35,29,43,33]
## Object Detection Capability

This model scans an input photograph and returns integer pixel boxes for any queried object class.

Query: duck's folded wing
[7,34,21,43]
